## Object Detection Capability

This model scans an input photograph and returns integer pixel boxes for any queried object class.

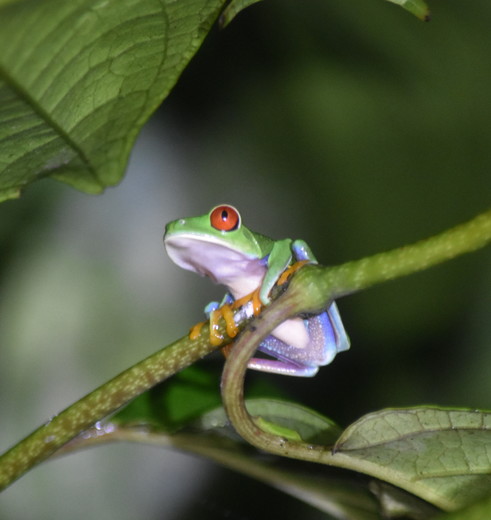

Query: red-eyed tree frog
[163,205,350,377]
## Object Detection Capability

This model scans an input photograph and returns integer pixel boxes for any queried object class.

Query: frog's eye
[210,205,241,231]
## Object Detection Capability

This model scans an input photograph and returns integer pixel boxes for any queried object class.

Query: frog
[163,204,349,376]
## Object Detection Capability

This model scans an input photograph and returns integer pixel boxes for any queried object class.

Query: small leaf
[384,0,431,21]
[0,0,225,200]
[332,407,491,511]
[198,398,342,444]
[113,365,223,432]
[256,416,303,441]
[219,0,262,27]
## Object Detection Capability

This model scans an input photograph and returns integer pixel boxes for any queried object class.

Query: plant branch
[289,208,491,313]
[221,207,491,507]
[0,323,228,491]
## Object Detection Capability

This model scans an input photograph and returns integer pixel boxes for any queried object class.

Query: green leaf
[384,0,431,20]
[256,415,303,442]
[0,0,226,201]
[332,407,491,511]
[113,365,223,432]
[198,398,343,445]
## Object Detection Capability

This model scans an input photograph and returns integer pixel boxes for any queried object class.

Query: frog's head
[163,205,268,281]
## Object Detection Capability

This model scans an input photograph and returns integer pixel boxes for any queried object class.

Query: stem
[290,208,491,312]
[221,292,334,458]
[0,327,222,491]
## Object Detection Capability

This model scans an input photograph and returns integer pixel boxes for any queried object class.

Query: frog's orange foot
[189,304,239,346]
[208,308,225,346]
[189,316,224,345]
[231,287,262,316]
[220,304,239,338]
[210,289,262,346]
[189,320,205,340]
[189,287,263,346]
[277,260,310,286]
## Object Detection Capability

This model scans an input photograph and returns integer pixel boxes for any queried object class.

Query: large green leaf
[0,0,225,201]
[332,408,491,511]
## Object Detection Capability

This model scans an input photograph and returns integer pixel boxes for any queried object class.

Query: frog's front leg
[276,239,316,285]
[259,238,293,304]
[203,294,238,345]
[189,295,235,344]
[191,290,263,347]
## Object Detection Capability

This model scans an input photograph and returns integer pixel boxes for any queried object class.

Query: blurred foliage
[0,0,490,519]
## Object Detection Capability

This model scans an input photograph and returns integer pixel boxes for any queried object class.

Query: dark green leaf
[0,0,225,201]
[113,365,223,431]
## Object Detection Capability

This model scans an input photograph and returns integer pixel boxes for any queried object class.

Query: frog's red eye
[210,205,240,231]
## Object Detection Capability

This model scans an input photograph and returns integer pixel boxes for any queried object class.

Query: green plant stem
[221,208,491,510]
[0,326,225,491]
[291,208,491,312]
[1,208,490,492]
